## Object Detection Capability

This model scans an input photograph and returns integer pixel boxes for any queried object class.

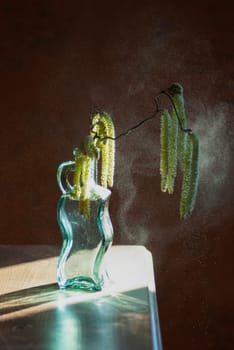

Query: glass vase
[56,157,114,291]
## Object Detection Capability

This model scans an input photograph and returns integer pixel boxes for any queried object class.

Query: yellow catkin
[100,142,107,188]
[91,112,115,188]
[91,114,106,146]
[102,113,115,187]
[167,110,178,194]
[73,152,84,198]
[73,112,115,219]
[160,110,171,192]
[91,114,108,187]
[180,135,193,219]
[168,83,187,172]
[186,134,200,216]
[73,148,92,218]
[80,156,91,218]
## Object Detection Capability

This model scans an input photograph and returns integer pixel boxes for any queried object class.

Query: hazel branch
[90,87,193,143]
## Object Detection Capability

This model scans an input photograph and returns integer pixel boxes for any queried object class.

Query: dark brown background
[0,0,233,349]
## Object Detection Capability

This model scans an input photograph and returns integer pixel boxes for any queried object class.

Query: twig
[91,89,193,142]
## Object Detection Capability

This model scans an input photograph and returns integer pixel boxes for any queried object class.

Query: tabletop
[0,245,162,350]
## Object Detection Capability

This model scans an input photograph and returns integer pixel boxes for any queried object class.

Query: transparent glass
[57,159,113,291]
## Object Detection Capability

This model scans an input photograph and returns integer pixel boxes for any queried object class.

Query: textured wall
[0,0,233,349]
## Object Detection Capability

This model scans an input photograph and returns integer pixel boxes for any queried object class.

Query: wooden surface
[0,245,162,350]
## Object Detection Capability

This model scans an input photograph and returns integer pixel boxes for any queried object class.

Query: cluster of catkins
[160,83,199,219]
[72,112,115,218]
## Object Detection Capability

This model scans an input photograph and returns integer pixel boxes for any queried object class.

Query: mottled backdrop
[0,0,233,349]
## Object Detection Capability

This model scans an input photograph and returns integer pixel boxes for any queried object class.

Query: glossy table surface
[0,245,162,350]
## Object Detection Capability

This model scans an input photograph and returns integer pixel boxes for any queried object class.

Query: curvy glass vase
[57,158,114,291]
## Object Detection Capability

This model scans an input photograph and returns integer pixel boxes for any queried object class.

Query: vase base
[58,276,104,292]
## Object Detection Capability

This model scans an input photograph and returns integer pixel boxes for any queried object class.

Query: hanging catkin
[160,110,171,192]
[167,109,178,194]
[180,135,193,219]
[91,112,115,188]
[168,83,187,172]
[185,133,200,217]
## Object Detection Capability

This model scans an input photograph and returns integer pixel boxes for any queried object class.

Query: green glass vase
[57,156,113,291]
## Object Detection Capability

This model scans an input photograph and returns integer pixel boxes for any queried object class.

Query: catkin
[180,136,193,219]
[159,83,199,219]
[80,156,91,217]
[73,150,92,218]
[186,134,200,216]
[91,112,115,188]
[167,110,178,194]
[100,141,108,187]
[73,152,83,198]
[104,113,115,188]
[160,110,171,192]
[168,83,187,172]
[72,113,116,219]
